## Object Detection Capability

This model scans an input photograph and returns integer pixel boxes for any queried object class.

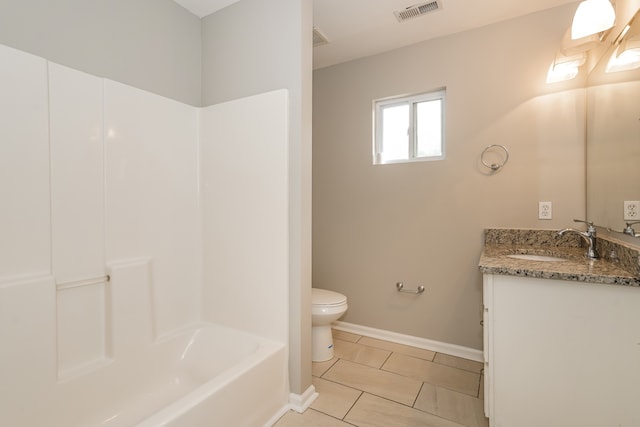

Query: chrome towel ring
[481,144,509,171]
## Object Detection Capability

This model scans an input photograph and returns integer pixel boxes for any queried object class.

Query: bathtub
[13,323,288,427]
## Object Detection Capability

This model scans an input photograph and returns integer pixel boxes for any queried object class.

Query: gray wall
[201,0,313,395]
[313,4,586,350]
[0,0,202,106]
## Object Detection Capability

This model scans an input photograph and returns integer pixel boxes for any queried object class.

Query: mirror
[586,8,640,238]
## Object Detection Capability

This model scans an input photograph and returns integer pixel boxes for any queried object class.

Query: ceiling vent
[394,1,442,22]
[313,27,329,47]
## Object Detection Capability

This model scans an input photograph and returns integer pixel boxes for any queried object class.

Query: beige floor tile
[357,336,436,361]
[382,353,480,397]
[433,353,483,374]
[345,393,466,427]
[312,357,338,377]
[323,359,422,406]
[274,408,353,427]
[333,339,391,368]
[414,383,489,427]
[311,377,362,419]
[332,329,361,343]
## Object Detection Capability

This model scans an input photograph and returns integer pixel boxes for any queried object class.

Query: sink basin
[507,254,566,262]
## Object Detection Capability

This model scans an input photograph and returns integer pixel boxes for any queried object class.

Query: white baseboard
[333,321,483,362]
[264,405,292,427]
[264,386,319,426]
[288,384,318,413]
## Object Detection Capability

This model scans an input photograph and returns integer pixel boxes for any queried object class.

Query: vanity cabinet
[482,274,640,427]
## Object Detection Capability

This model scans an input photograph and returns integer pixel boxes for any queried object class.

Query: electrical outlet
[539,201,552,220]
[624,201,640,221]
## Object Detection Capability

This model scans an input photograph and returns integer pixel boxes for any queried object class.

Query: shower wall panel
[200,89,289,344]
[49,63,105,283]
[104,80,201,336]
[0,44,50,279]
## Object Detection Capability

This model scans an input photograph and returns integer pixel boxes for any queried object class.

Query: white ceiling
[173,0,579,69]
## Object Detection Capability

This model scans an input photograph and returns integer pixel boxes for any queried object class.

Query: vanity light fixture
[571,0,616,40]
[546,51,587,83]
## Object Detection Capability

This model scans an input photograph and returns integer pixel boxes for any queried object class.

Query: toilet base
[312,324,335,362]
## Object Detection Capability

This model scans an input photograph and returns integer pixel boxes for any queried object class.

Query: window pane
[381,104,409,161]
[416,99,442,157]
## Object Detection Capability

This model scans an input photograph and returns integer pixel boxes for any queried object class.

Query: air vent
[394,1,442,22]
[313,27,329,47]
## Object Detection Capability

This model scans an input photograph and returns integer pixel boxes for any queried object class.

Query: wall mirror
[586,8,640,238]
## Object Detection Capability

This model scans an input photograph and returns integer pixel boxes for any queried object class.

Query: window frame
[373,88,446,165]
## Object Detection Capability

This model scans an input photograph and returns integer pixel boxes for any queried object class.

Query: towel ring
[481,144,509,171]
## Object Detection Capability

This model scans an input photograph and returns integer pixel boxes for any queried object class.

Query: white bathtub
[15,323,288,427]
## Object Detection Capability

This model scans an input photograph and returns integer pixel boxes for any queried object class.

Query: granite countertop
[479,229,640,287]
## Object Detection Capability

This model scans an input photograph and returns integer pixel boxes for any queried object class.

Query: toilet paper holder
[396,282,425,294]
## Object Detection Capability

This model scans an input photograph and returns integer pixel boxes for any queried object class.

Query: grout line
[307,407,357,426]
[316,358,339,378]
[340,390,364,424]
[412,381,426,408]
[379,349,393,370]
[315,374,363,395]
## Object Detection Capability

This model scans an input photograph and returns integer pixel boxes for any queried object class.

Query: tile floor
[275,329,488,427]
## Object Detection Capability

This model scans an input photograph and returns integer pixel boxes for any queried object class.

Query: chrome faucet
[623,221,640,237]
[557,219,599,259]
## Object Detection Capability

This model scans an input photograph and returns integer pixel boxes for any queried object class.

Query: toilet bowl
[312,288,348,362]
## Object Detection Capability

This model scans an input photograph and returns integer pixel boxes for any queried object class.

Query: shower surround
[0,43,290,426]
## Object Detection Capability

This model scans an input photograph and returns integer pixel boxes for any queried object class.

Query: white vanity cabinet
[482,274,640,427]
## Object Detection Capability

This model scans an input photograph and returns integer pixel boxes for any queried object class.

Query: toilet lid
[312,288,347,306]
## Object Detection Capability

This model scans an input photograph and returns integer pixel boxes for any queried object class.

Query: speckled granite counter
[479,229,640,287]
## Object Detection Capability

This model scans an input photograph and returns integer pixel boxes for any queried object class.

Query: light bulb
[571,0,615,40]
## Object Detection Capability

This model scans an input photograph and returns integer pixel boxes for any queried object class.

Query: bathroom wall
[0,0,202,106]
[201,0,313,395]
[313,4,586,350]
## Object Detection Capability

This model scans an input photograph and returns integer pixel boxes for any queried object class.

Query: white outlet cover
[623,201,640,221]
[539,201,552,220]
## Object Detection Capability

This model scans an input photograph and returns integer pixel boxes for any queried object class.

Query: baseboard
[333,321,483,362]
[264,404,291,427]
[264,385,319,426]
[288,384,318,413]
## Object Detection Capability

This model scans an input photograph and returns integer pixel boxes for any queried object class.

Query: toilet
[311,288,348,362]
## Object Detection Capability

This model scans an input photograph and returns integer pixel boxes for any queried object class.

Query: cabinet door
[491,275,640,427]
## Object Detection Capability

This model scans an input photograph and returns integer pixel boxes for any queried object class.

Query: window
[373,89,445,165]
